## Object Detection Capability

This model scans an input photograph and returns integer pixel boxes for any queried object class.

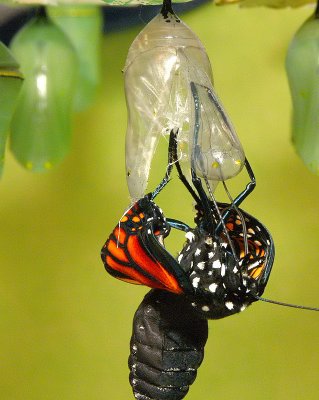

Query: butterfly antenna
[169,130,201,204]
[215,158,256,236]
[151,129,177,200]
[254,295,319,312]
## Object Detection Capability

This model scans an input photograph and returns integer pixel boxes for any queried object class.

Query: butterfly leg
[151,128,179,200]
[167,218,191,232]
[215,158,256,235]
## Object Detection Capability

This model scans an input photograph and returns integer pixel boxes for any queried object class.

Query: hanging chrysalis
[10,7,77,172]
[47,5,102,111]
[286,5,319,175]
[124,0,245,200]
[0,42,24,177]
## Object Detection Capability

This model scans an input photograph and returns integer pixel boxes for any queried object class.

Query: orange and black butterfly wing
[101,223,193,295]
[138,227,194,294]
[220,203,275,293]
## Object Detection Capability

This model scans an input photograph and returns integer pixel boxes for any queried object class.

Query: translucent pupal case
[190,82,245,181]
[124,9,245,200]
[10,10,77,172]
[124,11,212,199]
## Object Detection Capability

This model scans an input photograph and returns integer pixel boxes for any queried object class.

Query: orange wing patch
[102,228,183,294]
[127,235,183,294]
[106,238,129,263]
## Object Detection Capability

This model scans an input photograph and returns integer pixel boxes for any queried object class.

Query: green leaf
[286,13,319,175]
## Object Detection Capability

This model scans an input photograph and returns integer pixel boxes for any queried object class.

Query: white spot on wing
[225,301,234,310]
[212,259,222,269]
[177,253,183,263]
[209,283,218,293]
[192,277,200,288]
[197,261,205,270]
[201,305,210,312]
[185,231,195,242]
[194,248,201,256]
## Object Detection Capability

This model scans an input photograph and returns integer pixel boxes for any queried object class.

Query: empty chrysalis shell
[47,5,102,112]
[286,11,319,175]
[124,5,245,200]
[0,42,24,177]
[190,82,245,182]
[10,9,77,172]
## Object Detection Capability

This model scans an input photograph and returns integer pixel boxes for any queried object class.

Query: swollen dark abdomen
[129,289,208,400]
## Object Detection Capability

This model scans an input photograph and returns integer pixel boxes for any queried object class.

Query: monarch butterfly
[129,289,208,400]
[101,127,275,318]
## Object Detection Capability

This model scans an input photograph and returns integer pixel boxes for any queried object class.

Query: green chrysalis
[10,8,77,172]
[48,5,102,112]
[0,42,24,177]
[286,7,319,175]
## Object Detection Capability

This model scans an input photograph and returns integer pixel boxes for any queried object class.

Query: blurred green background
[1,3,319,399]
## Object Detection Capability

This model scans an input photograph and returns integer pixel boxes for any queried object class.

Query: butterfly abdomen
[129,289,208,400]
